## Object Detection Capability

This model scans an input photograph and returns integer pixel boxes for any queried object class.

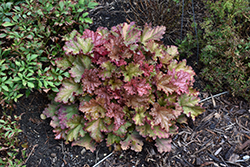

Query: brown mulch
[98,92,250,167]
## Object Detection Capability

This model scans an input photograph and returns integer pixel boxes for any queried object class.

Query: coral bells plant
[42,22,204,153]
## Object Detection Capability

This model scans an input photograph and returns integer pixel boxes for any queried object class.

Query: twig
[60,141,67,165]
[199,91,229,103]
[24,144,38,163]
[92,151,114,167]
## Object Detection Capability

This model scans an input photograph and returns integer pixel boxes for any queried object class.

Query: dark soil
[3,0,250,166]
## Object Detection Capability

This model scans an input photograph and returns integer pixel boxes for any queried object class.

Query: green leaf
[83,17,93,24]
[85,118,108,142]
[27,82,35,88]
[120,131,143,152]
[133,106,146,126]
[87,2,99,8]
[136,123,170,140]
[55,79,83,103]
[64,37,93,55]
[100,61,116,78]
[66,115,86,142]
[72,134,96,152]
[0,33,7,38]
[106,133,121,147]
[1,84,9,91]
[141,24,166,44]
[69,55,91,83]
[178,94,204,120]
[123,63,143,82]
[29,54,39,61]
[113,122,132,137]
[2,22,15,27]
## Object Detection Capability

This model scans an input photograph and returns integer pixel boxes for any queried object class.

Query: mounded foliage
[43,22,204,153]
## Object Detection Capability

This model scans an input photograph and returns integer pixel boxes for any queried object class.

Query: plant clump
[178,0,250,100]
[42,22,204,153]
[0,0,98,109]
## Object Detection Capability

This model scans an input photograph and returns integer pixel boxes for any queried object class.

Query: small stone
[51,153,56,157]
[81,148,86,155]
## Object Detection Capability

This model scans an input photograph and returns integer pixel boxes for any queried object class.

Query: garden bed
[1,0,250,166]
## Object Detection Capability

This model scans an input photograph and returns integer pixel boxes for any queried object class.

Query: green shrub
[0,113,26,167]
[0,0,98,108]
[42,22,204,153]
[178,0,250,100]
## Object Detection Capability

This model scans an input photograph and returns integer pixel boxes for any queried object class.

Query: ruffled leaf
[43,103,59,118]
[166,45,179,57]
[69,55,92,83]
[55,55,75,70]
[155,138,172,153]
[120,132,143,152]
[100,61,117,79]
[121,22,141,47]
[53,128,67,140]
[123,78,151,96]
[169,70,192,95]
[82,69,102,94]
[125,94,150,109]
[63,37,94,55]
[107,103,125,131]
[85,118,108,142]
[150,103,176,132]
[133,106,146,126]
[66,115,86,142]
[106,133,121,147]
[123,63,143,82]
[136,123,170,140]
[168,60,195,81]
[156,72,177,95]
[141,24,166,44]
[113,122,132,137]
[72,134,96,152]
[178,94,204,120]
[55,79,83,103]
[79,98,106,120]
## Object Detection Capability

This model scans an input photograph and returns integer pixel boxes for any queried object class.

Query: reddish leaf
[155,138,172,153]
[123,78,151,96]
[125,94,150,109]
[82,69,102,94]
[169,69,192,95]
[156,72,177,95]
[79,98,106,120]
[107,103,125,131]
[150,103,176,132]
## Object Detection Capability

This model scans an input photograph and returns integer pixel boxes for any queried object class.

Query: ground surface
[3,0,250,166]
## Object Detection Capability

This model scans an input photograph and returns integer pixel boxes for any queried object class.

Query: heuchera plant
[42,22,204,153]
